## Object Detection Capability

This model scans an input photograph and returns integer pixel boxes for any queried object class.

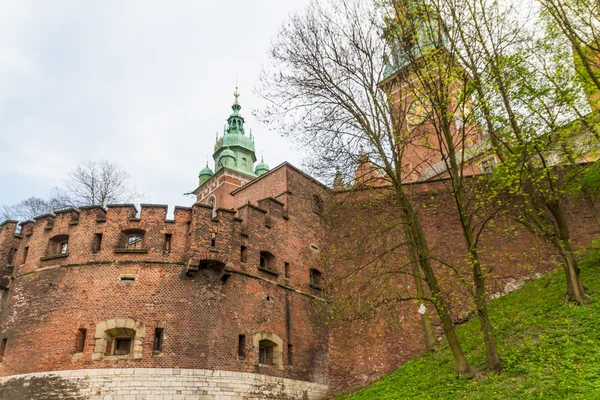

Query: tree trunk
[399,192,470,375]
[407,241,437,349]
[470,250,502,372]
[547,200,586,304]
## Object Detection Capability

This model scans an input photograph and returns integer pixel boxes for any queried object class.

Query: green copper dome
[213,86,259,176]
[255,158,270,177]
[198,163,214,186]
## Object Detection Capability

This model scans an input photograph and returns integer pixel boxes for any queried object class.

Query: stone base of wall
[0,368,329,400]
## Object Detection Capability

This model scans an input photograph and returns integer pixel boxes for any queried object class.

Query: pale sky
[0,1,310,211]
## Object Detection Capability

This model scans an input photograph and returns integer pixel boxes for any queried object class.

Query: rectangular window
[284,262,290,278]
[126,235,143,249]
[0,338,6,361]
[59,241,68,254]
[164,234,172,252]
[238,334,246,358]
[23,247,29,262]
[93,233,103,253]
[259,344,274,365]
[75,328,87,353]
[240,246,248,263]
[113,338,132,356]
[260,255,267,268]
[153,328,164,353]
[288,344,293,365]
[211,232,216,247]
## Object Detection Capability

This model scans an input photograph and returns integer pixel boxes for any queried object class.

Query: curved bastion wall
[0,198,330,399]
[0,368,329,400]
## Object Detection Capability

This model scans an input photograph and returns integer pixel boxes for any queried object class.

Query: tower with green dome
[197,86,271,189]
[213,87,262,176]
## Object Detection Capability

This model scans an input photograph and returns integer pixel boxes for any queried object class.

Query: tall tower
[213,86,258,176]
[193,86,270,210]
[379,1,480,182]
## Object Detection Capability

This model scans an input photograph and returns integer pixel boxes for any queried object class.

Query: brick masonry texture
[0,368,328,400]
[0,163,598,398]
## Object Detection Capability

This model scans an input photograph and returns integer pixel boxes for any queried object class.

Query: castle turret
[213,86,259,176]
[255,157,270,177]
[198,163,214,186]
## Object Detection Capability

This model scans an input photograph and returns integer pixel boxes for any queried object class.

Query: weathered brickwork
[0,162,598,398]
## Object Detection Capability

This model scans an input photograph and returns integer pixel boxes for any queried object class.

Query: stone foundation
[0,368,329,400]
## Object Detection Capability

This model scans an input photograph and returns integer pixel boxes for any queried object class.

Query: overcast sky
[0,0,310,212]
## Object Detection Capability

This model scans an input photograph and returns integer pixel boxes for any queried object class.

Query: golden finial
[234,85,240,105]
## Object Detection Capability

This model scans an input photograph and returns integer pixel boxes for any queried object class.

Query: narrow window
[284,262,290,278]
[288,344,293,365]
[242,157,247,167]
[23,247,29,262]
[58,240,68,254]
[164,234,172,252]
[211,232,216,247]
[93,233,103,253]
[113,338,132,356]
[7,248,17,265]
[313,195,324,213]
[153,328,164,353]
[0,338,6,361]
[238,334,246,358]
[260,254,267,268]
[240,246,248,263]
[75,328,87,353]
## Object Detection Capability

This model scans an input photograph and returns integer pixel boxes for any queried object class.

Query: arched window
[92,318,146,361]
[252,331,283,370]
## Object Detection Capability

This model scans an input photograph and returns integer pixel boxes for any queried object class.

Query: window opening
[310,268,323,288]
[113,338,132,356]
[241,246,248,263]
[75,328,87,353]
[0,338,6,361]
[313,195,324,213]
[284,262,290,278]
[288,344,293,365]
[153,328,164,353]
[238,334,246,358]
[259,251,275,271]
[58,240,68,254]
[259,339,275,365]
[93,233,103,253]
[164,234,172,252]
[211,232,216,247]
[126,235,143,249]
[480,156,497,174]
[23,247,29,262]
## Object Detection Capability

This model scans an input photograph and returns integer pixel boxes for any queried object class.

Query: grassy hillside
[336,242,600,399]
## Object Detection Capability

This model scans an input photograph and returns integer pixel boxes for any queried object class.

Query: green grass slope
[337,243,600,399]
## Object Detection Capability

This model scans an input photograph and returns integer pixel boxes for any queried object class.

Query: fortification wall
[326,179,600,393]
[0,191,329,397]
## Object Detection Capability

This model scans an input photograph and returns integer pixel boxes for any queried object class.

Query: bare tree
[56,160,140,208]
[259,0,470,375]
